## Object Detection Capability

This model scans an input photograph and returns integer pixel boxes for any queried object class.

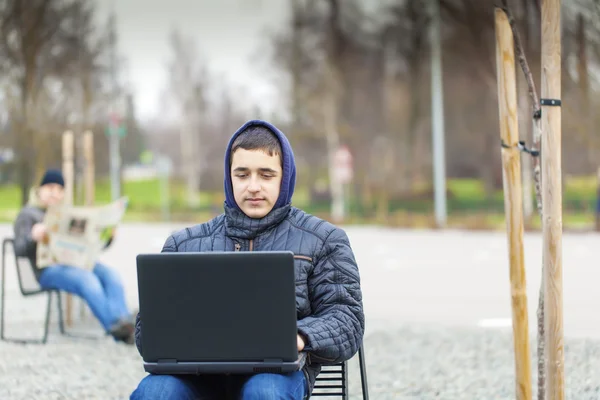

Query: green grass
[447,178,486,199]
[0,176,598,228]
[0,184,20,209]
[93,179,217,211]
[0,178,218,223]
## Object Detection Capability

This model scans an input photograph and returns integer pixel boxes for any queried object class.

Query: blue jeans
[130,371,308,400]
[38,262,130,332]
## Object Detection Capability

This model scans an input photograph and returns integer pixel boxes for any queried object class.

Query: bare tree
[380,0,430,190]
[0,0,112,203]
[166,29,209,208]
[265,0,600,220]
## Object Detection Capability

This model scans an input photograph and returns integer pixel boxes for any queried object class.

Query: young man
[12,169,135,344]
[131,120,365,399]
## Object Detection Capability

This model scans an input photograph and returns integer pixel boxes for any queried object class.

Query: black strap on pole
[533,98,561,119]
[500,140,540,157]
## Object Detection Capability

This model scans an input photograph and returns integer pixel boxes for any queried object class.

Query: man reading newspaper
[12,169,135,344]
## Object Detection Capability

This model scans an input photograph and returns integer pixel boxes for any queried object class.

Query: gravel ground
[1,321,599,399]
[2,224,599,399]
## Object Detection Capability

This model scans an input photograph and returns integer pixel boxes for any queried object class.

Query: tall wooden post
[83,131,95,207]
[81,130,95,320]
[495,9,532,400]
[61,131,75,327]
[541,0,564,398]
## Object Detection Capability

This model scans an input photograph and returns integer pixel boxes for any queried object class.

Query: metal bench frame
[311,345,369,399]
[1,237,102,344]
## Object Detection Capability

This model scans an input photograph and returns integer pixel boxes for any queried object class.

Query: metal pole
[109,7,120,201]
[431,0,447,227]
[158,157,171,222]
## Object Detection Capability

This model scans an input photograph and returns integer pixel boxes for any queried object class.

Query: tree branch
[500,0,541,143]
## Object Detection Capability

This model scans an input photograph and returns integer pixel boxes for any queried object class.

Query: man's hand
[297,334,305,352]
[31,223,47,242]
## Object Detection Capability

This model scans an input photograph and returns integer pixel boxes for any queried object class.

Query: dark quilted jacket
[134,203,365,395]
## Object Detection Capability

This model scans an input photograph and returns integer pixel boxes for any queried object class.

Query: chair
[311,345,369,399]
[1,237,102,344]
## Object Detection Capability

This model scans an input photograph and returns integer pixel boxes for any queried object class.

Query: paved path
[1,223,599,399]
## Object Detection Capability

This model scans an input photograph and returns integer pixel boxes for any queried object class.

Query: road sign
[105,112,127,138]
[105,126,127,138]
[333,145,353,184]
[105,124,127,138]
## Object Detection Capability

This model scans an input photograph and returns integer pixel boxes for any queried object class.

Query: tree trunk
[324,0,345,223]
[324,65,344,222]
[180,102,200,209]
[576,13,593,170]
[17,74,35,205]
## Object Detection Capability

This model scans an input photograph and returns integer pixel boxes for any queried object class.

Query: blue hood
[224,119,296,212]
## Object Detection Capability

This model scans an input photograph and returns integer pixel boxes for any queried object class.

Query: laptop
[136,251,306,375]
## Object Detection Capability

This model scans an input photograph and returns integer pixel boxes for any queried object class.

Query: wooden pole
[81,130,95,320]
[61,131,75,327]
[83,131,95,207]
[541,0,564,398]
[495,10,533,400]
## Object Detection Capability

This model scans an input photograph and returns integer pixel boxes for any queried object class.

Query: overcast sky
[94,0,290,122]
[94,0,388,123]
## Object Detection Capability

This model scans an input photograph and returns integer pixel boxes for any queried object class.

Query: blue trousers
[130,371,308,400]
[38,262,130,331]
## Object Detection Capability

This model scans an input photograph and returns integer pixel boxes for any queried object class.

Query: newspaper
[37,197,129,270]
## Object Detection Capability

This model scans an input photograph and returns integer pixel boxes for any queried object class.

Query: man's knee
[93,262,123,286]
[93,262,118,280]
[240,373,305,400]
[75,272,104,297]
[41,266,103,298]
[130,374,195,400]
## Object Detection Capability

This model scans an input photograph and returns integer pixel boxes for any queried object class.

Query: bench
[311,345,369,399]
[1,237,102,343]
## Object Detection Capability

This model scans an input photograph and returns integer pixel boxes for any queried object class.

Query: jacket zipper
[234,240,253,252]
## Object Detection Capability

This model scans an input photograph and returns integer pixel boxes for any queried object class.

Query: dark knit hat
[40,169,65,187]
